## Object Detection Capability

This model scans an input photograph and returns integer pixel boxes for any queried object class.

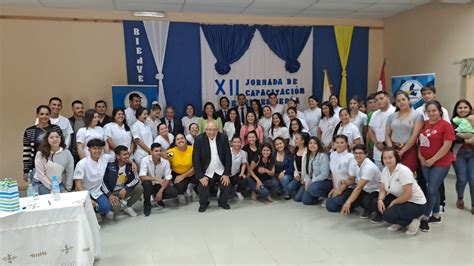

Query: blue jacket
[272,151,294,176]
[101,161,140,196]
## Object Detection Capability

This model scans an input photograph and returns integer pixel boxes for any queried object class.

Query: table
[0,191,100,265]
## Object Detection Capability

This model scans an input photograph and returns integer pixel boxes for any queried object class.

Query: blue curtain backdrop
[313,26,368,104]
[201,24,256,75]
[257,25,312,73]
[123,21,202,118]
[163,22,202,118]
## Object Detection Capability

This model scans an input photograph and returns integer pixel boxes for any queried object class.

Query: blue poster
[391,73,435,109]
[112,85,158,110]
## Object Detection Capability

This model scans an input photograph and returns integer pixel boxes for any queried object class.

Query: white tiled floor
[96,177,474,265]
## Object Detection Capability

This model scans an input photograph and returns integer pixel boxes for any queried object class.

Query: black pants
[355,191,379,212]
[142,181,178,207]
[370,193,423,226]
[198,173,230,206]
[172,172,198,195]
[417,165,445,207]
[230,174,247,193]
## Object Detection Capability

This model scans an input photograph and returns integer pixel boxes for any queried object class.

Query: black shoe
[360,209,372,219]
[157,201,165,207]
[199,202,210,213]
[420,220,430,232]
[371,214,383,224]
[144,206,151,217]
[428,216,442,224]
[284,194,291,200]
[218,203,231,210]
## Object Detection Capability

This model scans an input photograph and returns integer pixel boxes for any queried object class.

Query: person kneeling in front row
[101,145,143,217]
[139,143,178,217]
[372,148,427,236]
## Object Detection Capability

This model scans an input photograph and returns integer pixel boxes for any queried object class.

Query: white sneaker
[178,194,186,204]
[119,200,127,211]
[405,219,420,236]
[191,191,199,202]
[387,224,402,232]
[123,207,137,217]
[235,192,244,200]
[105,211,114,219]
[320,198,327,208]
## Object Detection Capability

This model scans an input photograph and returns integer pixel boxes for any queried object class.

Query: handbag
[0,178,20,212]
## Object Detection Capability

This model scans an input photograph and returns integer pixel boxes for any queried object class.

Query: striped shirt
[23,124,62,173]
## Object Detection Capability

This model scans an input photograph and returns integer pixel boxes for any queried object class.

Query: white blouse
[76,126,107,158]
[104,122,133,153]
[154,133,175,151]
[319,116,340,146]
[304,108,322,136]
[268,127,290,140]
[181,116,200,136]
[131,120,153,162]
[258,117,272,139]
[329,150,353,189]
[336,122,361,146]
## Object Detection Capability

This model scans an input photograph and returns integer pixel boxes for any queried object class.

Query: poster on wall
[112,85,158,110]
[391,73,435,109]
[200,29,313,110]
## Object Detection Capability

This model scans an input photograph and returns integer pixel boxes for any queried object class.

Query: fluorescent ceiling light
[131,11,167,18]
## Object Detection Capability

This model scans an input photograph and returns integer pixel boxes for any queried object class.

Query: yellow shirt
[167,145,193,174]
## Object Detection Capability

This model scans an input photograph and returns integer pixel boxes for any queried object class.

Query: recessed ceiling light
[131,11,166,18]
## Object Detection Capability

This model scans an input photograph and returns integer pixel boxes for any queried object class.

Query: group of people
[23,87,474,236]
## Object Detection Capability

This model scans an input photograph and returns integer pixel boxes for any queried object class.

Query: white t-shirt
[125,107,137,128]
[285,117,310,132]
[145,116,161,139]
[154,134,175,151]
[131,120,153,163]
[283,111,305,125]
[231,149,247,176]
[76,126,107,158]
[333,106,342,116]
[319,115,340,146]
[349,158,381,193]
[73,154,115,199]
[186,134,195,145]
[416,105,450,123]
[369,105,396,161]
[304,108,322,137]
[104,122,132,153]
[181,116,200,136]
[139,155,172,185]
[336,122,361,146]
[223,121,237,143]
[268,127,290,140]
[258,117,272,139]
[381,163,427,205]
[350,112,368,144]
[270,104,285,115]
[329,150,353,189]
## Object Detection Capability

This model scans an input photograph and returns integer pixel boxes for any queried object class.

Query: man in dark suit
[192,120,232,212]
[216,96,231,123]
[232,93,250,124]
[160,106,184,136]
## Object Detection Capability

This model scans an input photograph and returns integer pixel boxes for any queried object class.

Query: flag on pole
[376,60,386,92]
[322,68,333,102]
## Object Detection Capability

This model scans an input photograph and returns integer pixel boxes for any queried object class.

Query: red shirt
[419,119,455,167]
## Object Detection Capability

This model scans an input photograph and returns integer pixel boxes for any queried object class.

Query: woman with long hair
[289,118,306,148]
[33,130,74,194]
[223,108,242,143]
[329,94,342,115]
[240,111,264,146]
[250,99,264,119]
[333,108,362,150]
[181,104,200,136]
[154,123,175,151]
[243,130,261,165]
[287,132,310,201]
[385,91,424,172]
[104,107,133,155]
[229,136,248,200]
[248,143,278,202]
[301,137,331,205]
[272,137,294,199]
[349,96,368,143]
[131,106,153,165]
[23,105,62,182]
[76,109,109,159]
[451,99,474,214]
[186,123,199,145]
[304,96,322,137]
[318,101,340,152]
[198,102,223,133]
[268,113,290,141]
[259,106,273,140]
[418,100,455,232]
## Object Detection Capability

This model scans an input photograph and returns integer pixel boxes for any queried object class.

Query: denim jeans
[32,179,66,195]
[247,178,279,198]
[287,179,303,200]
[278,174,293,193]
[302,180,333,205]
[422,166,450,217]
[383,202,424,227]
[453,147,474,207]
[95,194,112,215]
[326,188,353,212]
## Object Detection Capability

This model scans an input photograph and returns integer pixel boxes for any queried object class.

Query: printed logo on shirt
[419,133,430,147]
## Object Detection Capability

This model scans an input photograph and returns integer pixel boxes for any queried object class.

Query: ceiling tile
[243,8,303,17]
[250,0,316,9]
[38,0,114,9]
[0,0,42,7]
[318,0,377,3]
[300,9,353,17]
[185,0,253,8]
[182,5,245,14]
[309,1,372,11]
[115,1,183,12]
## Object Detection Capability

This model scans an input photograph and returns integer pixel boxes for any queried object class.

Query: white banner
[201,29,313,110]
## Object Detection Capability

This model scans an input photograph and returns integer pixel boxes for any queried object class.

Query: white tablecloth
[0,191,100,265]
